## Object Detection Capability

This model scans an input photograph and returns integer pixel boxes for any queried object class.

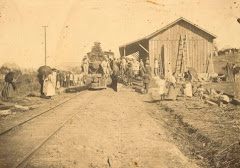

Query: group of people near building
[115,56,191,100]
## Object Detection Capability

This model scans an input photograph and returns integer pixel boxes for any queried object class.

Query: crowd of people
[85,56,166,95]
[38,69,84,98]
[2,56,238,100]
[108,56,211,101]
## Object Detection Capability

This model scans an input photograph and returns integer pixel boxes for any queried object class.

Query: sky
[0,0,239,69]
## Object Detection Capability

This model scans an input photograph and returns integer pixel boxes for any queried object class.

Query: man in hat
[146,57,150,65]
[126,62,134,86]
[145,62,152,75]
[120,57,127,78]
[82,56,89,75]
[133,59,140,79]
[142,72,151,94]
[111,60,119,92]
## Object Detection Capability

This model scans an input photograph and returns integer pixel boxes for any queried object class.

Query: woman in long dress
[158,75,166,100]
[167,73,177,100]
[2,72,16,100]
[2,82,15,100]
[43,73,55,97]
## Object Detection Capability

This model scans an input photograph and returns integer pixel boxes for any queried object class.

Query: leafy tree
[0,66,11,74]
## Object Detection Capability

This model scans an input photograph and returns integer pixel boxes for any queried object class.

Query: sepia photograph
[0,0,240,167]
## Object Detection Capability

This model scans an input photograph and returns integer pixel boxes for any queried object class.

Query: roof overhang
[119,17,217,49]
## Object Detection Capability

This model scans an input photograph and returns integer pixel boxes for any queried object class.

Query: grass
[213,53,240,75]
[0,72,41,104]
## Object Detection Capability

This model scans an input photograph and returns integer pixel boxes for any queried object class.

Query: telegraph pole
[42,26,48,66]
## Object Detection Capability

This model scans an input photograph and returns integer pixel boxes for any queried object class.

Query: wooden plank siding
[149,20,214,75]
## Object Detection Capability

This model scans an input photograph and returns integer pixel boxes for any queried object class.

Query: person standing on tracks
[107,58,112,77]
[56,70,61,89]
[70,72,74,86]
[59,71,63,87]
[66,72,70,88]
[111,60,119,92]
[43,72,55,97]
[101,58,108,78]
[51,69,57,89]
[63,72,67,87]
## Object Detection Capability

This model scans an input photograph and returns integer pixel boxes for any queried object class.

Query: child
[158,75,166,100]
[197,85,204,99]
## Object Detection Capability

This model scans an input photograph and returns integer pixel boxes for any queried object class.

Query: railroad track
[0,88,86,136]
[16,92,99,168]
[0,88,99,168]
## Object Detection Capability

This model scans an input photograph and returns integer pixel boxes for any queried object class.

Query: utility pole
[42,26,48,66]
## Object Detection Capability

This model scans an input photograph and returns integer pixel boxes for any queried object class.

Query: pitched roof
[119,17,217,48]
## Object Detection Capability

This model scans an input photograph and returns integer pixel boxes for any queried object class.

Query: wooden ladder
[175,34,188,74]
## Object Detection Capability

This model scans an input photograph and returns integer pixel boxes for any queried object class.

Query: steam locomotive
[83,51,114,89]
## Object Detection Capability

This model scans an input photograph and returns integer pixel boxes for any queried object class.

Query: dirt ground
[4,88,198,168]
[0,89,81,133]
[150,92,240,168]
[0,83,239,168]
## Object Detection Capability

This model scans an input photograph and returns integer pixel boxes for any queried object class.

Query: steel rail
[15,93,98,168]
[0,88,86,136]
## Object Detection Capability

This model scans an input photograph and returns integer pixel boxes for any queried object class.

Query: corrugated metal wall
[149,20,214,75]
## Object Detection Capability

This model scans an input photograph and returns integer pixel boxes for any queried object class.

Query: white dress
[43,74,55,96]
[158,79,166,95]
[184,83,192,97]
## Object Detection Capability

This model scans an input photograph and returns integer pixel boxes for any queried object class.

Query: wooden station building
[119,17,216,77]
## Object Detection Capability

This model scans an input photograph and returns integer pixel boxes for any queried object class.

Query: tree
[0,66,11,74]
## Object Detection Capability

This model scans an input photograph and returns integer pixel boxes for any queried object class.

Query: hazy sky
[0,0,239,68]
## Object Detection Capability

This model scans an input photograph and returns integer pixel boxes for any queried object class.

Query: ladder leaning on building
[175,34,189,76]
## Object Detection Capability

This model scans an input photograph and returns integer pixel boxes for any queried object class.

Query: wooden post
[123,46,126,56]
[210,52,214,73]
[42,26,48,66]
[138,43,149,53]
[186,34,189,68]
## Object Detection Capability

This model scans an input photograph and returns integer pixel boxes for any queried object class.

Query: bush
[15,73,40,96]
